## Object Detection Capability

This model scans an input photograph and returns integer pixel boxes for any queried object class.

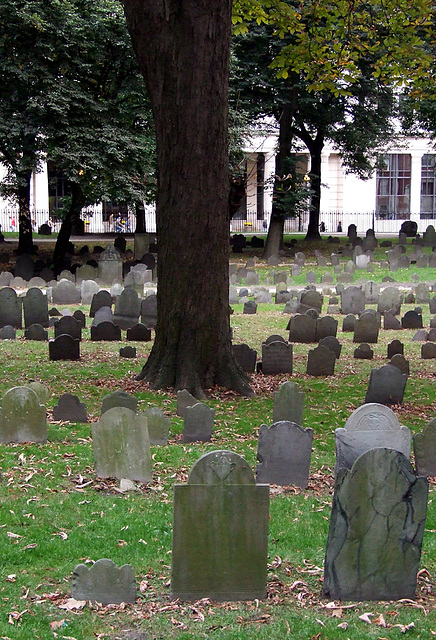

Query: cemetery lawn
[0,235,434,639]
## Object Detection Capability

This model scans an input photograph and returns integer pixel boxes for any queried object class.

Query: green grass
[0,235,435,639]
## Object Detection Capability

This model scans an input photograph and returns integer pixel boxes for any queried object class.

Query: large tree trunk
[53,181,86,273]
[17,173,35,254]
[123,0,252,397]
[135,201,146,234]
[305,135,324,241]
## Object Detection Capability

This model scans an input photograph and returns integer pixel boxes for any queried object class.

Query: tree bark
[17,173,35,254]
[53,181,86,273]
[135,200,146,234]
[123,0,252,397]
[305,134,324,241]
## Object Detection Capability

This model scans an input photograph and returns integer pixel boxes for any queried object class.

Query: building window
[47,161,70,216]
[421,154,436,218]
[376,154,411,219]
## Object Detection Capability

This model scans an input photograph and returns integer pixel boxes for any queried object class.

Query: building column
[410,151,423,221]
[262,151,276,223]
[319,152,330,212]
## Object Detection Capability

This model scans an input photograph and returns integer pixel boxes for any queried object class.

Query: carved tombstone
[413,417,436,476]
[71,559,136,605]
[97,244,123,284]
[171,450,269,601]
[323,449,428,601]
[261,339,293,375]
[101,390,137,415]
[144,407,171,445]
[306,344,336,376]
[0,386,47,443]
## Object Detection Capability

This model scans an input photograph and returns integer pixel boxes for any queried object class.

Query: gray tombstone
[422,342,436,359]
[71,559,136,605]
[91,306,114,326]
[306,344,336,376]
[342,314,356,332]
[273,381,304,425]
[91,407,152,482]
[98,244,123,284]
[114,288,141,329]
[340,286,365,315]
[0,287,22,328]
[54,316,82,341]
[232,343,257,373]
[413,329,428,341]
[390,353,410,376]
[144,407,171,445]
[315,316,338,341]
[101,390,137,415]
[141,294,157,328]
[354,343,373,359]
[182,402,215,443]
[365,364,407,405]
[0,386,47,443]
[23,288,49,328]
[49,334,80,361]
[261,340,293,375]
[14,254,34,281]
[319,335,342,359]
[384,310,401,330]
[323,449,428,601]
[52,279,81,305]
[177,389,197,417]
[300,290,323,313]
[90,290,113,317]
[335,403,411,473]
[0,325,16,340]
[53,393,88,423]
[171,450,269,601]
[413,417,436,476]
[377,287,402,316]
[25,323,48,341]
[243,300,257,314]
[256,421,312,488]
[288,314,316,343]
[25,381,49,405]
[353,313,379,344]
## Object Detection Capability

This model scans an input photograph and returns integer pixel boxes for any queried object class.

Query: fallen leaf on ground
[59,598,86,611]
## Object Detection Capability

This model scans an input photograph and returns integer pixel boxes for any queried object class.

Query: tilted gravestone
[256,421,312,488]
[101,390,137,415]
[182,402,215,443]
[354,343,373,359]
[144,407,171,445]
[71,559,136,605]
[288,314,316,343]
[323,448,428,601]
[177,389,197,417]
[365,364,407,405]
[232,343,257,373]
[334,403,411,474]
[90,321,121,341]
[141,294,157,328]
[23,288,49,328]
[0,287,22,328]
[126,323,152,342]
[413,417,436,476]
[91,407,152,482]
[171,450,269,601]
[49,334,80,361]
[53,393,88,423]
[54,316,82,341]
[306,344,336,376]
[90,290,113,317]
[0,386,47,443]
[113,287,141,330]
[273,381,304,425]
[261,339,293,375]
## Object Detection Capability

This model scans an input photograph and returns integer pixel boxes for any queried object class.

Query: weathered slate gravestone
[353,313,379,344]
[243,300,257,314]
[0,386,47,443]
[232,343,257,373]
[256,421,312,488]
[25,323,48,341]
[90,290,113,317]
[401,309,423,329]
[52,279,81,305]
[177,389,197,417]
[354,343,373,359]
[377,286,402,315]
[318,335,342,359]
[0,287,22,328]
[90,321,121,341]
[342,313,356,332]
[126,323,152,341]
[98,244,123,284]
[273,381,304,425]
[334,403,411,473]
[390,353,410,375]
[182,402,215,443]
[340,286,365,315]
[261,338,293,375]
[141,294,157,328]
[0,325,16,339]
[306,344,336,376]
[113,287,141,329]
[387,339,404,359]
[91,407,152,482]
[119,346,137,358]
[53,393,88,423]
[384,310,401,330]
[54,316,82,341]
[300,290,323,313]
[71,559,136,605]
[49,334,80,361]
[23,288,49,328]
[315,316,338,341]
[73,309,86,328]
[288,313,316,343]
[101,390,137,415]
[171,450,269,601]
[422,342,436,359]
[323,448,428,601]
[365,364,407,405]
[413,417,436,476]
[144,407,171,445]
[91,306,114,326]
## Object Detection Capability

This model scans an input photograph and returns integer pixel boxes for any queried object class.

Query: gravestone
[335,403,411,473]
[171,450,269,601]
[90,321,121,341]
[101,390,137,415]
[126,323,152,341]
[342,314,356,332]
[232,343,257,373]
[52,279,81,305]
[306,344,336,376]
[71,559,136,605]
[144,407,171,445]
[323,449,428,601]
[25,324,48,341]
[288,314,316,343]
[422,342,436,359]
[401,310,423,329]
[0,386,46,443]
[119,346,136,358]
[182,402,215,442]
[53,393,88,423]
[362,281,379,304]
[413,417,436,476]
[315,316,338,341]
[243,300,257,314]
[0,325,16,340]
[413,329,428,341]
[91,407,152,482]
[14,254,34,280]
[113,288,141,329]
[177,389,197,417]
[0,287,22,328]
[90,290,113,317]
[98,244,123,284]
[384,310,401,330]
[141,294,157,328]
[261,339,293,374]
[91,306,114,326]
[54,316,82,341]
[256,421,312,488]
[340,286,365,315]
[80,280,100,306]
[354,343,373,359]
[365,364,407,405]
[49,334,80,361]
[353,313,379,343]
[23,288,49,328]
[273,381,304,425]
[387,339,404,359]
[76,265,98,284]
[390,353,410,376]
[319,335,342,359]
[377,287,402,315]
[300,290,323,313]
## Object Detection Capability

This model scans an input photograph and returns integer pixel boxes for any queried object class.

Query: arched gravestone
[113,287,141,329]
[53,393,88,423]
[353,313,379,344]
[182,402,215,443]
[256,421,313,488]
[273,381,304,425]
[97,244,123,284]
[23,287,49,328]
[315,316,338,341]
[71,559,136,605]
[49,334,80,361]
[232,343,257,373]
[141,294,157,328]
[0,287,22,328]
[288,314,316,343]
[340,286,365,315]
[306,344,336,376]
[54,316,82,341]
[323,449,428,601]
[101,390,137,415]
[144,407,171,445]
[171,450,269,601]
[91,407,152,482]
[126,323,152,342]
[365,363,407,405]
[334,403,411,474]
[261,339,293,375]
[52,279,81,305]
[0,386,47,443]
[414,417,436,476]
[90,321,121,341]
[90,290,113,317]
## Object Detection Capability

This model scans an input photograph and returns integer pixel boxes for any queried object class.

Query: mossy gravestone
[171,450,269,601]
[0,387,47,443]
[71,559,136,605]
[323,448,428,601]
[413,417,436,476]
[273,381,304,425]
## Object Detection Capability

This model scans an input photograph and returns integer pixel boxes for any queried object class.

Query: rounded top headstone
[188,450,255,485]
[344,403,401,432]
